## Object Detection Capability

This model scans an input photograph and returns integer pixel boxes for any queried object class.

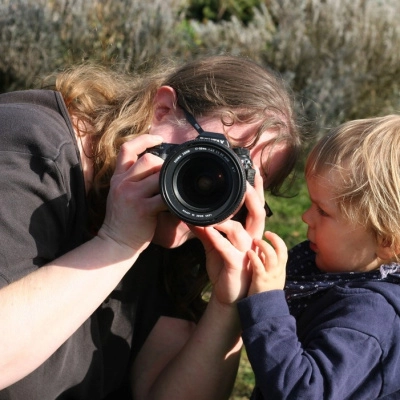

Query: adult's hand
[191,168,266,305]
[99,134,167,253]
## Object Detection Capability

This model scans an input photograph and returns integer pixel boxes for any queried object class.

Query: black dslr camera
[147,131,255,226]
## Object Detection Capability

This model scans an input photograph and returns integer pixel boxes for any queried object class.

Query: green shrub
[0,0,188,91]
[186,0,262,24]
[3,0,400,141]
[263,0,400,136]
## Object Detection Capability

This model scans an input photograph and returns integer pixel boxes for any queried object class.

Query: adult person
[0,55,300,399]
[235,115,400,399]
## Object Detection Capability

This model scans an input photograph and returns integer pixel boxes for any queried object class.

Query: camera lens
[177,155,231,210]
[159,140,247,226]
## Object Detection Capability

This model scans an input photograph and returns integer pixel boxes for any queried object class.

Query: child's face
[302,171,382,273]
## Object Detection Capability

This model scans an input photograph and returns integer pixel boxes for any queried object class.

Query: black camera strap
[182,108,204,135]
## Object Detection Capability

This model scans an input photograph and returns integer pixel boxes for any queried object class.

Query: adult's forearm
[0,235,139,389]
[147,295,242,400]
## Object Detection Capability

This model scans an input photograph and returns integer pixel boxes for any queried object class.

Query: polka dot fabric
[285,241,400,317]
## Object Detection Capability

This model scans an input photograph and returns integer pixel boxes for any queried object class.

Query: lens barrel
[159,139,248,226]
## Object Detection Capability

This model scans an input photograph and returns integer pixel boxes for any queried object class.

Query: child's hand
[247,231,288,296]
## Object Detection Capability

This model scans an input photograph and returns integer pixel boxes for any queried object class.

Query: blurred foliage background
[2,0,400,397]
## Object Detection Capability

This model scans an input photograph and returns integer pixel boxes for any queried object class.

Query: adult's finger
[114,135,163,175]
[213,219,253,251]
[243,168,267,238]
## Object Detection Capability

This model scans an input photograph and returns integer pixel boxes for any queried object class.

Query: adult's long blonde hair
[54,55,301,230]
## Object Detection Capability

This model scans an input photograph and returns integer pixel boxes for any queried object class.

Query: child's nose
[302,208,311,225]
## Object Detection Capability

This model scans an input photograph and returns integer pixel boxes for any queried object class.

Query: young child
[238,115,400,399]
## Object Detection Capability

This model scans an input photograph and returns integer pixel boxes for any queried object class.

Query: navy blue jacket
[238,241,400,399]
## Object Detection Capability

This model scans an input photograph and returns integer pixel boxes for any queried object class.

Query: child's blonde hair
[306,115,400,249]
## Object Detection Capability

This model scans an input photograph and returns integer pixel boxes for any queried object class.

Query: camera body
[147,132,255,226]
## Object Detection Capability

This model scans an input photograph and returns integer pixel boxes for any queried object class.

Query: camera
[147,132,255,226]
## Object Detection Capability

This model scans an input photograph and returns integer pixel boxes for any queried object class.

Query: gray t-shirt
[0,90,175,399]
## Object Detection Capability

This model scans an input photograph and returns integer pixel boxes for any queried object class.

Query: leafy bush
[0,0,189,90]
[186,0,262,24]
[2,0,400,139]
[263,0,400,137]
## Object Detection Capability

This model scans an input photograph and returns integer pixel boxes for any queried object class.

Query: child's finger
[263,231,288,264]
[247,249,267,275]
[247,232,287,295]
[252,237,278,272]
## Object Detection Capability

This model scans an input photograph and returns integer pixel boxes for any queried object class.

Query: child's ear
[376,237,400,261]
[152,86,179,123]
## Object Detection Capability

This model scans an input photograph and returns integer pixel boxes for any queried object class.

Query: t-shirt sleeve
[0,150,72,285]
[0,94,85,287]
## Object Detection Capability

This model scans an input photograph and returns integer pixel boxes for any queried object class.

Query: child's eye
[317,206,329,217]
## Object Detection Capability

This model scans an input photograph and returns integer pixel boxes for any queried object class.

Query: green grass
[231,349,256,400]
[265,175,310,249]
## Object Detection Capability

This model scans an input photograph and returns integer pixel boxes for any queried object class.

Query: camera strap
[182,108,205,135]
